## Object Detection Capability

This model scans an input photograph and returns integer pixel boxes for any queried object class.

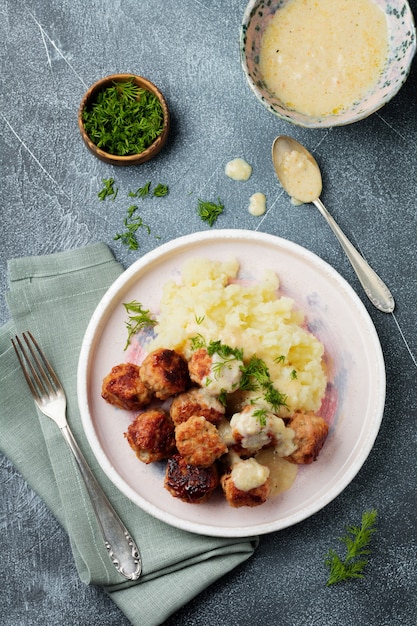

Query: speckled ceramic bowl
[240,0,416,128]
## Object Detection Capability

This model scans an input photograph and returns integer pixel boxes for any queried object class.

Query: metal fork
[11,331,142,581]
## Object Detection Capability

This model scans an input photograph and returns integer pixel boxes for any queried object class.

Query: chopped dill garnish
[98,177,118,201]
[129,182,169,198]
[239,356,270,391]
[137,181,151,198]
[263,383,288,412]
[290,369,298,379]
[188,340,287,411]
[82,79,164,156]
[197,198,224,227]
[253,407,268,427]
[206,340,243,362]
[218,390,228,406]
[189,334,206,351]
[195,314,205,325]
[240,355,288,412]
[153,183,169,197]
[274,354,286,364]
[325,510,378,586]
[123,300,156,349]
[114,205,151,251]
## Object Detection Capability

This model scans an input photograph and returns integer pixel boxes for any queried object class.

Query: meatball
[101,363,153,411]
[284,412,329,464]
[221,459,271,508]
[188,347,243,396]
[175,415,228,467]
[164,454,219,503]
[139,348,190,400]
[170,387,225,426]
[230,405,287,453]
[125,408,176,464]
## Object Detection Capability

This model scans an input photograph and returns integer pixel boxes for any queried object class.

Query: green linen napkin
[0,242,257,626]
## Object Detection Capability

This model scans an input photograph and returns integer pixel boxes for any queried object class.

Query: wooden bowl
[78,74,170,166]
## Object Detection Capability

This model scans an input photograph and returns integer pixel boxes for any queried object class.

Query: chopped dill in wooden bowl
[78,74,170,166]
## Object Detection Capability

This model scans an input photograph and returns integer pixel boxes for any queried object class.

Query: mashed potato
[149,258,326,416]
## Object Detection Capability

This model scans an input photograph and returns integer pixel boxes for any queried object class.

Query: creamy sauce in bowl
[259,0,389,117]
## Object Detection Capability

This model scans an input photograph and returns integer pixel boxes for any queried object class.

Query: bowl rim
[78,73,170,165]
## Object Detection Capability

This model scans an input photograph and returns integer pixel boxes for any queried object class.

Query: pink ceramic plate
[77,230,385,537]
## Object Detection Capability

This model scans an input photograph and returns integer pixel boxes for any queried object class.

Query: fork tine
[11,332,61,401]
[11,335,42,400]
[25,331,62,391]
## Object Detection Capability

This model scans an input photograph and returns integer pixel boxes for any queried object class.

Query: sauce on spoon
[271,135,395,313]
[272,136,322,204]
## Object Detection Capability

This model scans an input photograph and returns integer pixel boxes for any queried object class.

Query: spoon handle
[313,199,395,313]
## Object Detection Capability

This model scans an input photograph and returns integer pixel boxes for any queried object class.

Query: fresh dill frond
[189,334,206,350]
[325,509,378,586]
[122,300,156,349]
[239,356,270,391]
[98,177,118,201]
[240,355,288,411]
[137,181,151,198]
[206,340,243,362]
[197,198,224,227]
[218,389,228,406]
[153,183,169,197]
[253,407,268,427]
[114,205,151,251]
[263,383,288,412]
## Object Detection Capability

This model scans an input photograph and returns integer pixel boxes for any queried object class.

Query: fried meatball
[188,347,243,396]
[101,363,153,410]
[164,454,219,503]
[139,348,190,400]
[284,412,329,464]
[125,408,176,464]
[221,459,271,508]
[170,388,225,426]
[230,404,288,453]
[175,415,228,467]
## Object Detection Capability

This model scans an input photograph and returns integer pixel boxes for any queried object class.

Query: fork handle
[60,424,142,580]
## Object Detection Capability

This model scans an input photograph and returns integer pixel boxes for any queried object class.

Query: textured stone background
[1,1,417,624]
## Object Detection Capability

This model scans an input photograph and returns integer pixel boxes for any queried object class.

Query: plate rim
[77,229,386,537]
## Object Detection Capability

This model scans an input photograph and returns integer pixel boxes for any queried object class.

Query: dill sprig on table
[82,79,164,156]
[325,509,378,585]
[97,177,118,201]
[113,205,151,251]
[153,183,169,197]
[197,198,224,226]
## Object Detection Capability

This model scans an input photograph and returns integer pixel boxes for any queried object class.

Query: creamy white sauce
[204,353,243,396]
[248,192,266,216]
[255,448,298,496]
[259,0,388,117]
[231,457,270,491]
[230,405,294,453]
[217,418,236,447]
[276,149,322,203]
[225,158,252,181]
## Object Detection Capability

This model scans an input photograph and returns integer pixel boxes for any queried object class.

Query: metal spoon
[272,135,395,313]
